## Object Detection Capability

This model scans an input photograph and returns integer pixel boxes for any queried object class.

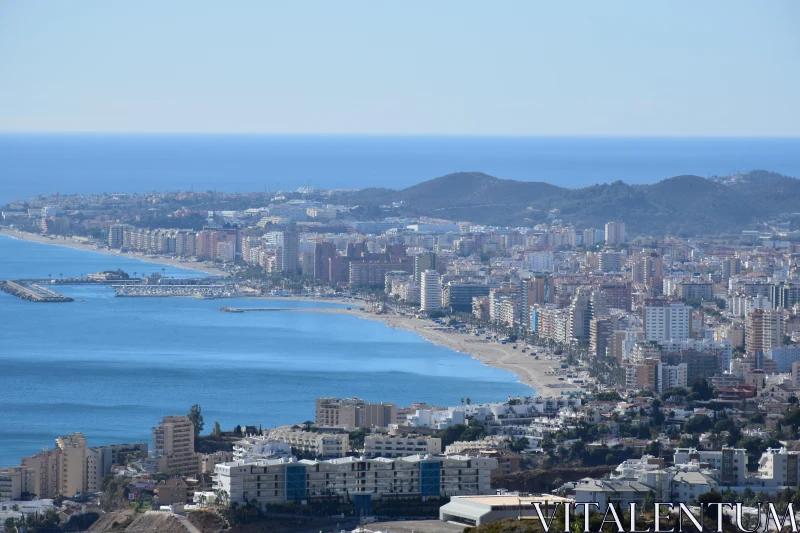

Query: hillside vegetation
[337,170,800,235]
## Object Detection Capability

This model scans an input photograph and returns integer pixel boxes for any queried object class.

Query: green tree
[188,404,204,439]
[211,420,222,436]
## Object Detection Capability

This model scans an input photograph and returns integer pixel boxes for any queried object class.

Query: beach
[0,228,228,277]
[349,311,581,395]
[1,228,569,396]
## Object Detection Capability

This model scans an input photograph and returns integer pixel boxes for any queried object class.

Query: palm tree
[466,397,472,405]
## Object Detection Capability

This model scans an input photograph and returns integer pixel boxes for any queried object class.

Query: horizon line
[1,131,799,140]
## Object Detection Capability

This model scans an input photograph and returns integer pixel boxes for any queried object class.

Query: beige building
[363,435,442,458]
[0,468,24,501]
[55,432,88,497]
[150,416,198,476]
[746,308,784,355]
[20,448,60,499]
[269,429,348,459]
[315,398,397,429]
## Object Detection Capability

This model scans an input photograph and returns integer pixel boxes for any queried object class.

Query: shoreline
[0,228,227,277]
[1,228,575,397]
[263,300,581,396]
[346,311,582,395]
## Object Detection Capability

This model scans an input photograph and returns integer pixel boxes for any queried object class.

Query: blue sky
[0,1,797,135]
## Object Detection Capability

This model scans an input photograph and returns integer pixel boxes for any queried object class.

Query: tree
[188,404,204,439]
[211,420,222,436]
[466,397,472,405]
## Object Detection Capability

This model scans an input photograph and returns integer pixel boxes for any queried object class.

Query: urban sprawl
[3,186,800,532]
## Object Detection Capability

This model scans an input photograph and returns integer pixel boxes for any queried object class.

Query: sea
[1,134,800,205]
[0,235,531,467]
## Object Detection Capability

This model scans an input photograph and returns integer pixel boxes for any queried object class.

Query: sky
[0,1,798,136]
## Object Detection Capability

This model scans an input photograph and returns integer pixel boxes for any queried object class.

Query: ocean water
[0,235,531,466]
[1,134,799,204]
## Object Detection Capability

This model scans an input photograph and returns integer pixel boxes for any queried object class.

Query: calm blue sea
[0,235,531,466]
[1,134,799,205]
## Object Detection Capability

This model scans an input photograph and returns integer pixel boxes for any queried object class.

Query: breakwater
[0,280,74,302]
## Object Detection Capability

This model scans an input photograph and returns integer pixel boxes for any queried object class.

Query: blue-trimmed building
[209,454,497,506]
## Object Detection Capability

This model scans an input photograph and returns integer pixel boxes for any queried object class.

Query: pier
[0,280,74,302]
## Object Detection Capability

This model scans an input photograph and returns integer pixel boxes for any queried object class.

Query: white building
[604,221,626,245]
[420,270,442,312]
[363,435,442,458]
[644,301,691,343]
[212,454,497,505]
[268,429,348,459]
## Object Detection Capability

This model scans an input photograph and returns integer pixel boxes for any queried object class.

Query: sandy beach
[251,303,583,396]
[350,311,583,396]
[2,228,574,397]
[0,228,228,277]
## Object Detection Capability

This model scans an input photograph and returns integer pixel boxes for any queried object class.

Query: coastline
[260,298,581,396]
[0,228,227,277]
[0,228,573,397]
[346,311,581,396]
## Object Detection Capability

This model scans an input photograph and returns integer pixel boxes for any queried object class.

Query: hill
[336,170,799,236]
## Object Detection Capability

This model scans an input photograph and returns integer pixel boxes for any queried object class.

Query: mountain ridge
[335,170,800,236]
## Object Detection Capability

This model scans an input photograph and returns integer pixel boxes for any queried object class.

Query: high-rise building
[281,230,300,275]
[632,252,664,292]
[604,221,626,245]
[420,270,442,312]
[590,315,615,358]
[643,298,691,343]
[722,258,741,282]
[414,253,437,282]
[313,242,337,281]
[149,416,198,476]
[520,275,552,329]
[56,432,87,498]
[568,290,592,340]
[770,282,800,309]
[599,281,632,311]
[745,308,784,356]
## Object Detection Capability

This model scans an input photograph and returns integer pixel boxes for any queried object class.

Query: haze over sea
[0,235,530,467]
[2,135,800,205]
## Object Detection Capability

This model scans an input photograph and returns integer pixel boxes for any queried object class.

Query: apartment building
[363,435,442,458]
[0,468,23,501]
[149,415,198,476]
[315,398,397,429]
[757,447,800,488]
[210,454,497,505]
[56,432,87,498]
[420,270,443,312]
[673,447,747,486]
[746,308,784,356]
[643,299,690,343]
[604,221,626,245]
[268,430,348,459]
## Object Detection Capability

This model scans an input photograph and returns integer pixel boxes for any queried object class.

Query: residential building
[55,432,87,498]
[745,308,784,356]
[604,221,626,245]
[420,270,442,312]
[149,416,198,476]
[209,454,497,505]
[643,299,690,343]
[268,430,348,459]
[363,435,442,458]
[315,398,397,429]
[414,252,437,282]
